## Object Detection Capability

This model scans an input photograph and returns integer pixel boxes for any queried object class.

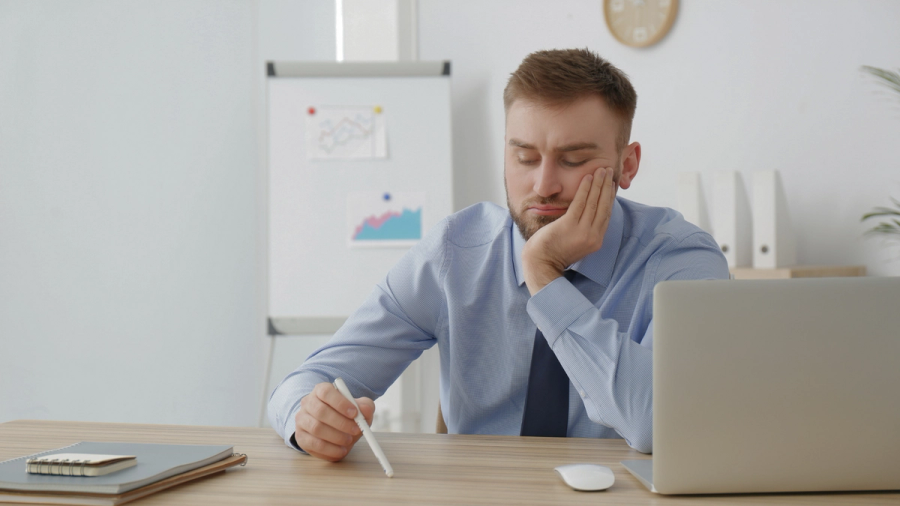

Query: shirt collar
[512,197,624,288]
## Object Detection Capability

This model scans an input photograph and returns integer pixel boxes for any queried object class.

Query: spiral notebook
[0,442,234,495]
[26,454,137,477]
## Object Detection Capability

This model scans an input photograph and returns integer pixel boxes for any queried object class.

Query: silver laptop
[623,277,900,494]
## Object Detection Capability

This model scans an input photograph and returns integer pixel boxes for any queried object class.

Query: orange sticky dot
[308,107,316,115]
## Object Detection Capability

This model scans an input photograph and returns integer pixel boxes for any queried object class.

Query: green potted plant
[862,197,900,240]
[860,66,900,247]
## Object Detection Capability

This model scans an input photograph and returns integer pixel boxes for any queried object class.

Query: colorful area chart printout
[307,105,388,160]
[348,192,425,248]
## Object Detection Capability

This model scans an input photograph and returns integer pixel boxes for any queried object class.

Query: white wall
[0,1,263,426]
[259,0,335,62]
[418,0,900,276]
[3,0,899,430]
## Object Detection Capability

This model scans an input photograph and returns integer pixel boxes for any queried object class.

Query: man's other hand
[522,166,615,295]
[294,382,376,462]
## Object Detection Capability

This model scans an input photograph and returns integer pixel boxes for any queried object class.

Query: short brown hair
[504,48,638,151]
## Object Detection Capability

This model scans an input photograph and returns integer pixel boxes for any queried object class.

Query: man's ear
[617,142,641,190]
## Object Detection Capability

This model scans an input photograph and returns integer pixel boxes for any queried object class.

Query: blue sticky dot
[383,193,391,201]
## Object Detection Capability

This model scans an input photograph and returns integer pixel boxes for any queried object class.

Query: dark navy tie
[520,271,574,437]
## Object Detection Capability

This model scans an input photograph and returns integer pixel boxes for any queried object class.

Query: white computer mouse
[554,463,615,491]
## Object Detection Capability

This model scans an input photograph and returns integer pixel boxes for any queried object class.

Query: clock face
[604,0,679,48]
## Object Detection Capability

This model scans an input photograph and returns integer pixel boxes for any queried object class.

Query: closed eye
[561,159,588,167]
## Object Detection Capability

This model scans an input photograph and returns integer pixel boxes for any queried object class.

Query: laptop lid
[649,277,900,495]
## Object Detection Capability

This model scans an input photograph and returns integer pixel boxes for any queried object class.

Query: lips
[528,205,567,216]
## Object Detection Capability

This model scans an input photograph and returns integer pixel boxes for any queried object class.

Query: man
[268,48,728,460]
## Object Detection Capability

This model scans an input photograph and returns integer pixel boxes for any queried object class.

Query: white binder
[712,171,752,268]
[677,172,711,234]
[752,170,796,269]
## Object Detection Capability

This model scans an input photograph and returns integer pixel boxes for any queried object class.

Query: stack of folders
[0,441,247,505]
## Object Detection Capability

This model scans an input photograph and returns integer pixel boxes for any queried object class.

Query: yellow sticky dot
[373,106,383,114]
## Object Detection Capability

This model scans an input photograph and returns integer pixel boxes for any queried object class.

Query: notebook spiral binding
[232,453,248,466]
[26,456,101,476]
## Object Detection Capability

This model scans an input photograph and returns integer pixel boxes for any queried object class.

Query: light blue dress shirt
[268,197,729,453]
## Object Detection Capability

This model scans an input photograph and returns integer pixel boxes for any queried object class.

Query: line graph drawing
[353,208,421,241]
[348,191,425,247]
[318,116,373,153]
[307,106,388,160]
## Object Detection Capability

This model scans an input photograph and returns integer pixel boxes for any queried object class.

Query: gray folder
[0,441,233,494]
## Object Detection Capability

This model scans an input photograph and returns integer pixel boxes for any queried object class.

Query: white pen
[333,377,394,478]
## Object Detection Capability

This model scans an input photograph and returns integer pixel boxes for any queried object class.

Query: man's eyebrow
[555,142,599,153]
[507,139,600,152]
[508,139,536,149]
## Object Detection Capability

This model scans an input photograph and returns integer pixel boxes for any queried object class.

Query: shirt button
[579,390,587,398]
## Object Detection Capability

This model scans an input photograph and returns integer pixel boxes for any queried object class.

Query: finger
[581,167,606,225]
[297,411,355,447]
[346,398,377,448]
[306,449,345,462]
[593,166,615,227]
[566,172,594,220]
[301,443,347,462]
[308,390,362,436]
[295,428,348,462]
[356,397,376,426]
[315,382,362,425]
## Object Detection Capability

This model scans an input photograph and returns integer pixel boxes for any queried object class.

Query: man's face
[504,96,622,240]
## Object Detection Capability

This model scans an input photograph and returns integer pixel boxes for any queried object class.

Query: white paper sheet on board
[347,191,425,248]
[306,105,388,160]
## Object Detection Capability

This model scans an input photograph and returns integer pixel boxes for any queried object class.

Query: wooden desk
[2,420,897,505]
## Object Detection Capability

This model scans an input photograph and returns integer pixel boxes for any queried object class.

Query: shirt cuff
[283,407,309,454]
[526,276,594,346]
[288,433,309,454]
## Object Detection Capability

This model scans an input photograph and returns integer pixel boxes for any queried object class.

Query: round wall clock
[604,0,679,48]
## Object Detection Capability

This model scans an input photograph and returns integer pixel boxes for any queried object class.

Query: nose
[534,160,562,197]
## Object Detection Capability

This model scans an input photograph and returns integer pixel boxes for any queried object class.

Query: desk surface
[1,420,897,505]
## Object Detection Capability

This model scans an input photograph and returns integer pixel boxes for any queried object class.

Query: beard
[505,162,621,241]
[507,195,569,241]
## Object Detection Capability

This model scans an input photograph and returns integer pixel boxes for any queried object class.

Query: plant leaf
[861,65,900,96]
[862,196,900,222]
[862,208,900,221]
[865,224,900,236]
